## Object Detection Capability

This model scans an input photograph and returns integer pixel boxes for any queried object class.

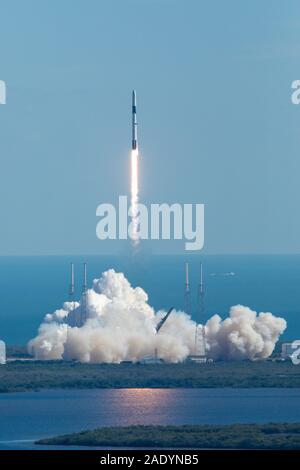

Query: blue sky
[0,0,300,254]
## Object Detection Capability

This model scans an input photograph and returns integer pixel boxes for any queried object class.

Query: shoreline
[35,424,300,450]
[1,361,300,393]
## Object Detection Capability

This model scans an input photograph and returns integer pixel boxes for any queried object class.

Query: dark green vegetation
[1,360,300,392]
[37,423,300,449]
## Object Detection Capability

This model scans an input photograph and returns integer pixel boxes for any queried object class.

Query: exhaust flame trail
[130,148,140,246]
[131,149,138,197]
[130,89,140,247]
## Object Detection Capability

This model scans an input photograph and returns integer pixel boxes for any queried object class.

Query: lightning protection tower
[184,262,191,315]
[68,262,76,327]
[195,262,207,359]
[80,262,88,327]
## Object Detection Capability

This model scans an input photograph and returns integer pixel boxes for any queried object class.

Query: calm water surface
[0,387,299,450]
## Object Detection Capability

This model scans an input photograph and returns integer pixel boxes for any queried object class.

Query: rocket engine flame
[131,149,138,197]
[130,89,140,247]
[130,149,140,246]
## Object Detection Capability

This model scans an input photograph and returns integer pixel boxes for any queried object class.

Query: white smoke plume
[28,269,286,363]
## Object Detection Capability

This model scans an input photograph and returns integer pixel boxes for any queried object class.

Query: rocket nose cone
[132,89,136,105]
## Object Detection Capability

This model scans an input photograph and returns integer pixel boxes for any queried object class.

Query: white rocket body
[132,90,138,150]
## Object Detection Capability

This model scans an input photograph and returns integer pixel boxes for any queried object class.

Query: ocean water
[0,388,300,450]
[0,254,299,344]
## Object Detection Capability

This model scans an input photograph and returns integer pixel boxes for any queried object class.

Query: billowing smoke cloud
[28,269,286,362]
[205,306,286,360]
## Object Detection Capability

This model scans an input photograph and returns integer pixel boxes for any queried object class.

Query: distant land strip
[36,423,300,449]
[1,361,300,392]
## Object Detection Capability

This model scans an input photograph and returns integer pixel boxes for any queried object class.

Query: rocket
[132,90,138,150]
